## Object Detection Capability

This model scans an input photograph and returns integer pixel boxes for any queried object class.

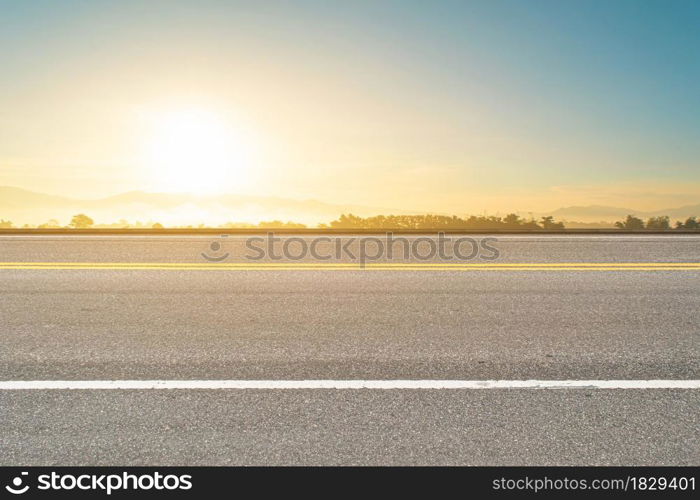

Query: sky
[1,0,699,214]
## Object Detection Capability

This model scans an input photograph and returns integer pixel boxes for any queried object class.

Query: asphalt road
[0,234,698,465]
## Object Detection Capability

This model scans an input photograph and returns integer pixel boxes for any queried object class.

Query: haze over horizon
[2,184,700,228]
[1,0,699,219]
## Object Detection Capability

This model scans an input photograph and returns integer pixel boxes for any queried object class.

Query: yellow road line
[0,262,699,267]
[0,262,699,271]
[3,268,697,271]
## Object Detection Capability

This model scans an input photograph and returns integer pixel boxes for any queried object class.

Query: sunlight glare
[146,109,252,194]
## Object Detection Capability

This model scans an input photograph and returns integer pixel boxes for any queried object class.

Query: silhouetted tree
[258,220,307,229]
[502,213,522,227]
[330,214,365,228]
[645,216,670,230]
[676,216,699,229]
[540,216,565,230]
[38,219,61,228]
[324,213,564,230]
[614,215,645,230]
[69,214,94,228]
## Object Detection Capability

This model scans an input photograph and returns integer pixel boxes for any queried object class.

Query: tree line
[614,215,699,230]
[1,213,699,230]
[322,213,565,230]
[0,214,307,229]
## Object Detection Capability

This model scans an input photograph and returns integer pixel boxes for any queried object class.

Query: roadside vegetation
[613,215,699,230]
[321,213,564,230]
[1,213,698,231]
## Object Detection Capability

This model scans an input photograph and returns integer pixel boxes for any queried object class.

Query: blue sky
[1,0,698,211]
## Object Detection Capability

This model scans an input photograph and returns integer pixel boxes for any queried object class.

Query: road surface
[0,234,698,465]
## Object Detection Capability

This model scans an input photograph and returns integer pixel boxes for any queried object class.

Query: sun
[145,109,252,194]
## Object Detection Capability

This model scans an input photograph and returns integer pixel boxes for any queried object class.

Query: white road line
[0,380,698,390]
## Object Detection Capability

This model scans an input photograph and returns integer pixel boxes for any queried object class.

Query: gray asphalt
[1,233,699,263]
[0,235,698,465]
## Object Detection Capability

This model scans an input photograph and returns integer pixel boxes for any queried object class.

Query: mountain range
[1,186,698,226]
[0,186,410,226]
[549,204,700,221]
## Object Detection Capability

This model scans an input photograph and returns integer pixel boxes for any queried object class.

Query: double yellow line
[1,262,699,271]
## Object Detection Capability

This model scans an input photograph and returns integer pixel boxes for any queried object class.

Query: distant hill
[1,186,698,227]
[549,205,638,220]
[0,186,409,226]
[548,204,700,222]
[656,204,700,219]
[0,186,75,209]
